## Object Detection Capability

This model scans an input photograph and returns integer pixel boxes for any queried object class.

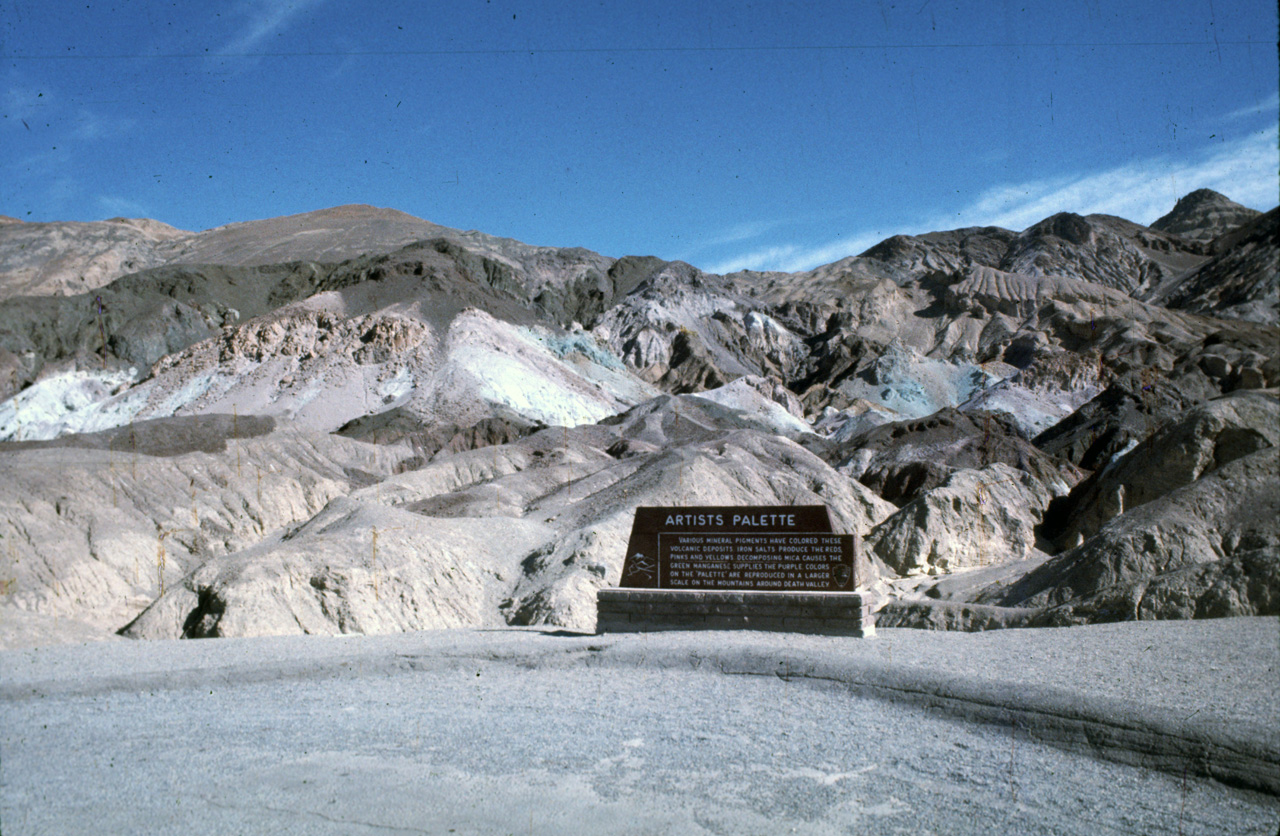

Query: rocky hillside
[1151,188,1262,244]
[0,191,1275,645]
[1145,208,1280,324]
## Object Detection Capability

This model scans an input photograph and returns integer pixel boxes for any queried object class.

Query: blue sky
[2,1,1277,273]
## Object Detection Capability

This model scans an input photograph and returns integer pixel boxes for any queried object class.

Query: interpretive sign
[620,505,857,592]
[659,532,854,591]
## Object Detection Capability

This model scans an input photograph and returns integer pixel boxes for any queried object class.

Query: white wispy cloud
[682,214,836,267]
[964,125,1278,232]
[706,232,885,275]
[2,79,55,128]
[706,244,800,275]
[1224,92,1279,122]
[45,176,79,213]
[698,219,796,250]
[703,126,1279,275]
[72,109,135,141]
[97,195,149,218]
[219,0,328,55]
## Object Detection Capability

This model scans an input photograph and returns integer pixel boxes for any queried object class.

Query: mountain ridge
[0,187,1275,647]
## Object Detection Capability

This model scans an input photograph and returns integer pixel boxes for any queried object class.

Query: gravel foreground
[2,618,1278,835]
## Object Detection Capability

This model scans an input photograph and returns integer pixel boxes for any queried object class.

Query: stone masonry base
[596,589,875,637]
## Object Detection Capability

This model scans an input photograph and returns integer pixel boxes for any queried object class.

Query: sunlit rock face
[1,193,1276,645]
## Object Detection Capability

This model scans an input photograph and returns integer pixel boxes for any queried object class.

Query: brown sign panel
[620,506,857,591]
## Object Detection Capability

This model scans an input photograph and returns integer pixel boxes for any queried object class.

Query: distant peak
[1024,212,1094,245]
[104,216,190,239]
[1172,188,1239,209]
[860,234,918,259]
[198,204,437,235]
[306,204,428,222]
[1152,189,1260,242]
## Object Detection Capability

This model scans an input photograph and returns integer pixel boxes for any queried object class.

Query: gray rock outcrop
[1041,389,1280,550]
[867,463,1056,576]
[1004,448,1280,622]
